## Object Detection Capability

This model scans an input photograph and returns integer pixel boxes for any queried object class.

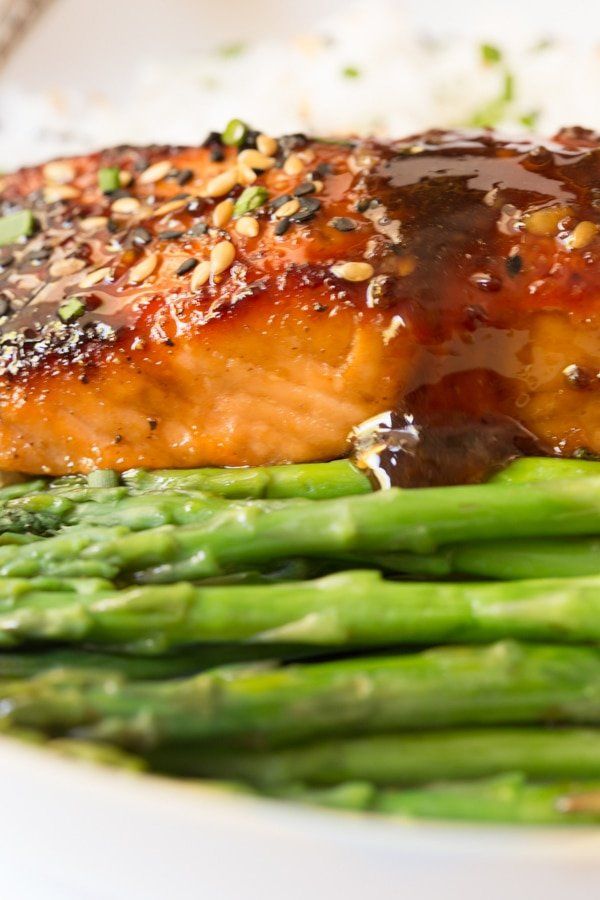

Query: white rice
[1,0,600,168]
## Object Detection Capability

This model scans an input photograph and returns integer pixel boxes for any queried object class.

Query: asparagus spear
[3,476,600,581]
[4,641,600,749]
[4,570,600,651]
[276,773,600,824]
[122,459,372,500]
[150,727,600,787]
[491,457,600,485]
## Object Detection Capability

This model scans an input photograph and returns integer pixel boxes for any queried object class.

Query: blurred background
[0,0,599,168]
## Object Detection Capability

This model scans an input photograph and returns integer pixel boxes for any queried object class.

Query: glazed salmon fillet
[0,125,599,475]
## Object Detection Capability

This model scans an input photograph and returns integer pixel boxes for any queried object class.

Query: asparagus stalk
[276,773,600,824]
[491,457,600,485]
[4,570,600,651]
[3,476,600,581]
[4,641,600,749]
[122,460,372,500]
[150,727,600,787]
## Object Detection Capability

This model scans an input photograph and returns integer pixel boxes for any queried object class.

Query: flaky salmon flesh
[0,125,600,475]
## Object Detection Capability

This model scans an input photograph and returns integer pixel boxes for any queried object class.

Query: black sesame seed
[0,251,14,270]
[114,434,123,444]
[188,222,208,237]
[107,188,132,201]
[107,219,120,234]
[131,226,152,246]
[274,217,291,235]
[291,196,321,224]
[203,130,223,148]
[164,338,175,347]
[271,194,293,210]
[0,293,11,316]
[175,168,194,186]
[171,192,191,202]
[176,257,198,276]
[148,418,158,430]
[293,182,317,197]
[506,254,523,276]
[210,146,225,162]
[329,216,357,232]
[311,162,332,179]
[158,229,185,240]
[240,129,259,151]
[355,198,371,213]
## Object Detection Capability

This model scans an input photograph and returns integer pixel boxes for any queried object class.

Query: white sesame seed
[190,260,211,289]
[138,160,172,185]
[128,252,158,284]
[283,154,304,176]
[236,163,257,186]
[210,240,235,276]
[238,149,276,171]
[49,258,86,278]
[111,196,141,215]
[274,198,300,219]
[235,216,259,237]
[566,220,599,250]
[79,266,112,288]
[43,161,75,184]
[80,216,109,231]
[256,134,278,157]
[312,180,324,193]
[212,198,234,228]
[153,197,189,217]
[119,170,133,187]
[330,261,375,282]
[204,168,238,198]
[43,184,79,203]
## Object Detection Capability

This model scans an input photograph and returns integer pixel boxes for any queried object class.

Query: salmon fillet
[0,126,599,475]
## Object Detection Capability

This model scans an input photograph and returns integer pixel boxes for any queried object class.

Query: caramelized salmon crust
[1,126,600,475]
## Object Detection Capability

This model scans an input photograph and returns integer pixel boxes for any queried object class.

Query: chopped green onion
[222,118,248,148]
[57,297,86,324]
[0,210,35,247]
[233,186,269,218]
[519,111,540,129]
[480,43,502,64]
[502,71,515,103]
[342,65,361,79]
[98,167,121,194]
[217,42,246,58]
[87,469,120,488]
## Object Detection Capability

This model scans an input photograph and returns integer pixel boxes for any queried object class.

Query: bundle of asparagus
[2,456,600,825]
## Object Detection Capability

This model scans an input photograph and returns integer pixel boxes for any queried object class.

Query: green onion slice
[222,119,248,147]
[57,297,86,324]
[0,210,35,247]
[98,167,121,194]
[233,186,269,218]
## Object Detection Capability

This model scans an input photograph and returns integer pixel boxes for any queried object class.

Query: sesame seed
[271,194,293,210]
[176,257,198,276]
[566,220,599,250]
[43,161,75,184]
[111,196,141,215]
[43,184,79,203]
[235,216,259,237]
[49,257,86,278]
[330,261,374,282]
[174,168,194,186]
[274,217,291,236]
[283,154,304,176]
[204,169,238,198]
[329,216,358,232]
[190,260,211,289]
[80,216,109,231]
[236,163,258,186]
[79,266,112,288]
[212,198,234,228]
[119,170,133,187]
[158,229,185,240]
[210,240,235,275]
[153,197,189,217]
[131,226,153,246]
[274,198,300,219]
[129,252,158,284]
[256,134,278,157]
[139,160,172,185]
[238,149,276,171]
[293,182,316,197]
[291,196,321,223]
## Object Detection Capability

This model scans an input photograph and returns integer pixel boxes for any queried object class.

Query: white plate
[1,735,599,900]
